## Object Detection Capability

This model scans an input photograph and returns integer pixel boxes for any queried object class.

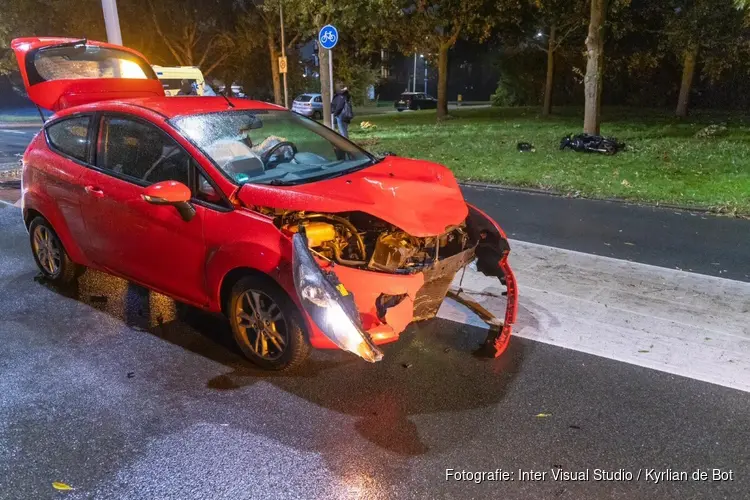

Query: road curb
[0,165,22,179]
[458,181,747,219]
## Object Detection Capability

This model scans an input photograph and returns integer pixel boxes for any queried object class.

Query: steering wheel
[261,141,297,167]
[142,146,183,182]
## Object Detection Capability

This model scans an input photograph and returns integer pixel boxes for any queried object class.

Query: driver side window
[96,115,190,186]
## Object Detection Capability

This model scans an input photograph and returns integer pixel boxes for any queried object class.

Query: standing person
[331,85,354,138]
[176,79,197,96]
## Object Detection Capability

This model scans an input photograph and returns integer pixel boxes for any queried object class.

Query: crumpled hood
[237,157,469,237]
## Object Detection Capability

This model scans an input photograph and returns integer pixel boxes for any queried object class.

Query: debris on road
[517,142,535,152]
[535,413,552,418]
[694,124,728,138]
[559,134,625,155]
[52,482,73,491]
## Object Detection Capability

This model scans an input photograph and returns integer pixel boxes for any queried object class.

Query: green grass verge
[352,107,750,215]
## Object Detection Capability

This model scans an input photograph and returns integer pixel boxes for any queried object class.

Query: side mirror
[142,181,196,222]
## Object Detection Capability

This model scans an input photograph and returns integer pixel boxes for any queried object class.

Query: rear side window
[313,96,322,103]
[46,116,90,162]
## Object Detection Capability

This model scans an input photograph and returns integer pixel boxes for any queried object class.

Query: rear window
[46,116,90,162]
[295,95,312,102]
[30,44,157,85]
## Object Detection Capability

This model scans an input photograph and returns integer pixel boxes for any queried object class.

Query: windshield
[170,110,374,186]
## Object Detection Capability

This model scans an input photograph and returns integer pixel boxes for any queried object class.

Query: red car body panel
[237,158,469,237]
[16,37,519,360]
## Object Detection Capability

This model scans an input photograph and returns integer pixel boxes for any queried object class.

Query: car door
[79,113,208,306]
[39,114,96,256]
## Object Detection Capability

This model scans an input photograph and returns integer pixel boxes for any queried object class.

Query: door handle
[84,185,105,198]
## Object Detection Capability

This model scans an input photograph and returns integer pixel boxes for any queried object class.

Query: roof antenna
[221,92,235,108]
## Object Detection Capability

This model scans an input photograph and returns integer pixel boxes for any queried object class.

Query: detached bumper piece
[465,204,519,358]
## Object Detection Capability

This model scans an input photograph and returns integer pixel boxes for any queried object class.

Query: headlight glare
[292,232,384,362]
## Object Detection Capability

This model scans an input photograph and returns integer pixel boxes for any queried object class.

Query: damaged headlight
[292,232,384,362]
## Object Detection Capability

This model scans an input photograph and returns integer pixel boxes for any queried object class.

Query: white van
[151,65,213,96]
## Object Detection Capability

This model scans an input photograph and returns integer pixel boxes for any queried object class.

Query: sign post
[279,3,289,108]
[318,24,338,128]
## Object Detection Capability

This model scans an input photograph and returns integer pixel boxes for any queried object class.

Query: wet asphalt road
[461,185,750,283]
[1,191,749,498]
[0,127,36,167]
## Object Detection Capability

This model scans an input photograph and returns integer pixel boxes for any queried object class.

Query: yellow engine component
[287,221,337,248]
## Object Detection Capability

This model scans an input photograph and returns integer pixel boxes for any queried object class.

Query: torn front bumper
[291,207,519,361]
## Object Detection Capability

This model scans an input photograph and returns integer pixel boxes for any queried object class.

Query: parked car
[292,93,323,119]
[394,92,438,111]
[10,37,518,370]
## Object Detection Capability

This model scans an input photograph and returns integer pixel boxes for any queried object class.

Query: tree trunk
[583,0,607,135]
[268,32,282,106]
[319,47,332,128]
[542,24,557,116]
[436,43,449,120]
[676,45,698,118]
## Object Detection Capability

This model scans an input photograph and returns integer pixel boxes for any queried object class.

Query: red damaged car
[12,37,517,369]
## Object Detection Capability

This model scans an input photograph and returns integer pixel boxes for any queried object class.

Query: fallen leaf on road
[624,242,635,246]
[535,413,552,418]
[52,482,73,491]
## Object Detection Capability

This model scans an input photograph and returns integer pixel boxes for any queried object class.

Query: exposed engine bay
[264,209,477,274]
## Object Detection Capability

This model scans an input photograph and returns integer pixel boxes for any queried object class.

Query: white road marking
[438,240,750,393]
[0,199,20,208]
[0,129,28,135]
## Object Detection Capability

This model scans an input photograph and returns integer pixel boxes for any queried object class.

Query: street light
[413,52,417,93]
[101,0,123,45]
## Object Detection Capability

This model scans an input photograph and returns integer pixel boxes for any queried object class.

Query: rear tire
[28,216,81,284]
[227,275,310,370]
[312,110,322,120]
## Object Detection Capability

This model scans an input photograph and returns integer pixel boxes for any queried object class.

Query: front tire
[28,216,81,284]
[227,275,310,370]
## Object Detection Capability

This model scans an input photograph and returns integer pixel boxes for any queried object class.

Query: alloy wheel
[32,225,61,276]
[234,289,288,360]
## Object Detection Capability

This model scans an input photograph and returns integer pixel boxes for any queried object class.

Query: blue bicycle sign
[318,25,338,50]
